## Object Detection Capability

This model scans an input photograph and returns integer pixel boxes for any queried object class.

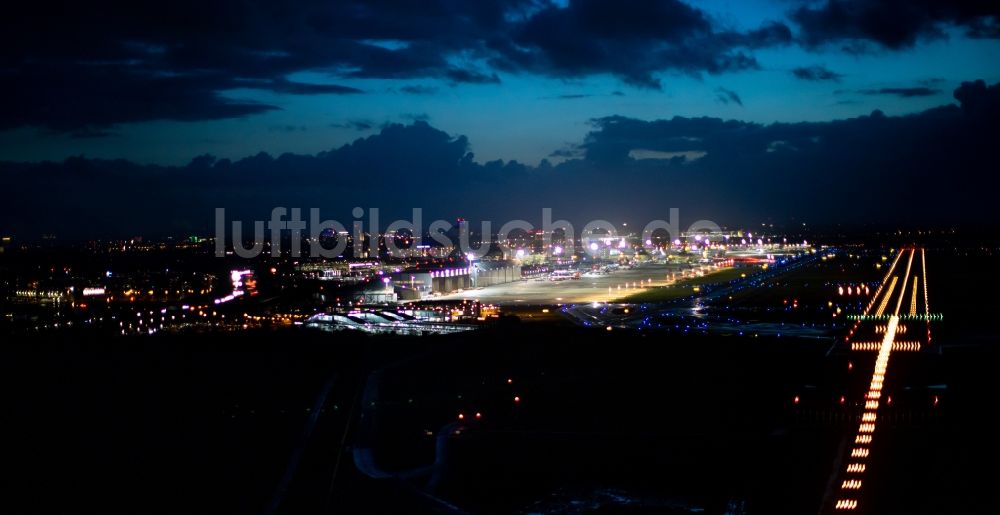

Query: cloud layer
[4,1,998,135]
[0,0,795,131]
[3,81,997,237]
[791,0,1000,50]
[792,65,843,81]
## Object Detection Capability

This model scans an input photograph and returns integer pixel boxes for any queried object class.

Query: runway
[827,247,934,513]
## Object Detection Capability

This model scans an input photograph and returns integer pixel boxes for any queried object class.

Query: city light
[1,3,979,511]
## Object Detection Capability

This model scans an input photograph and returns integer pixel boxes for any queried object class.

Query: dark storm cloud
[1,0,795,132]
[1,63,279,132]
[790,0,1000,50]
[858,87,941,97]
[571,80,999,223]
[68,128,118,139]
[6,80,997,237]
[792,65,843,81]
[0,0,527,132]
[715,87,744,106]
[953,79,1000,114]
[399,85,439,95]
[254,78,363,95]
[489,0,789,88]
[330,120,375,131]
[549,146,584,159]
[444,69,501,85]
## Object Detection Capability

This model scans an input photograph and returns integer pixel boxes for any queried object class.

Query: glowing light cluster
[922,249,931,343]
[873,276,898,317]
[853,313,941,321]
[847,249,904,342]
[430,267,472,278]
[842,479,862,490]
[837,284,868,296]
[850,341,920,351]
[835,499,858,510]
[833,250,920,512]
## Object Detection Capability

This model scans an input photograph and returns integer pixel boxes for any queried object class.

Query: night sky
[2,1,999,236]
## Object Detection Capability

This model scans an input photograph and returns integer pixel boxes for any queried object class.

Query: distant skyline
[2,1,999,165]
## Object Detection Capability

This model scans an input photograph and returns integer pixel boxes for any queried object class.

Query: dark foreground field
[3,324,998,515]
[4,249,1000,514]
